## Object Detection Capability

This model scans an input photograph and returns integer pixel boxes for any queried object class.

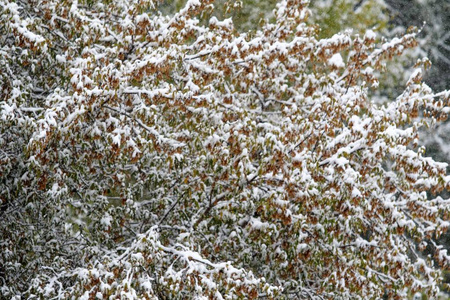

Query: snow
[365,30,377,40]
[101,214,113,227]
[249,217,270,230]
[3,0,450,298]
[328,53,345,68]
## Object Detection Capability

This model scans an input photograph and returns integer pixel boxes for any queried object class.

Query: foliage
[309,0,389,39]
[158,0,278,32]
[385,0,450,92]
[159,0,389,36]
[383,0,450,180]
[1,0,450,299]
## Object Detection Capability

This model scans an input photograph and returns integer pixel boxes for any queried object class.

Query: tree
[159,0,389,35]
[309,0,389,39]
[385,0,450,92]
[1,0,450,298]
[383,0,450,190]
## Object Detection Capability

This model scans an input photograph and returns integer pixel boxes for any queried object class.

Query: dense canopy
[1,0,450,299]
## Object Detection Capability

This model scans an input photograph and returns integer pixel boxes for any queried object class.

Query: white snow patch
[328,53,345,68]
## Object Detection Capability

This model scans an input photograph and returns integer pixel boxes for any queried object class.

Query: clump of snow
[328,53,345,68]
[364,30,376,41]
[100,214,113,227]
